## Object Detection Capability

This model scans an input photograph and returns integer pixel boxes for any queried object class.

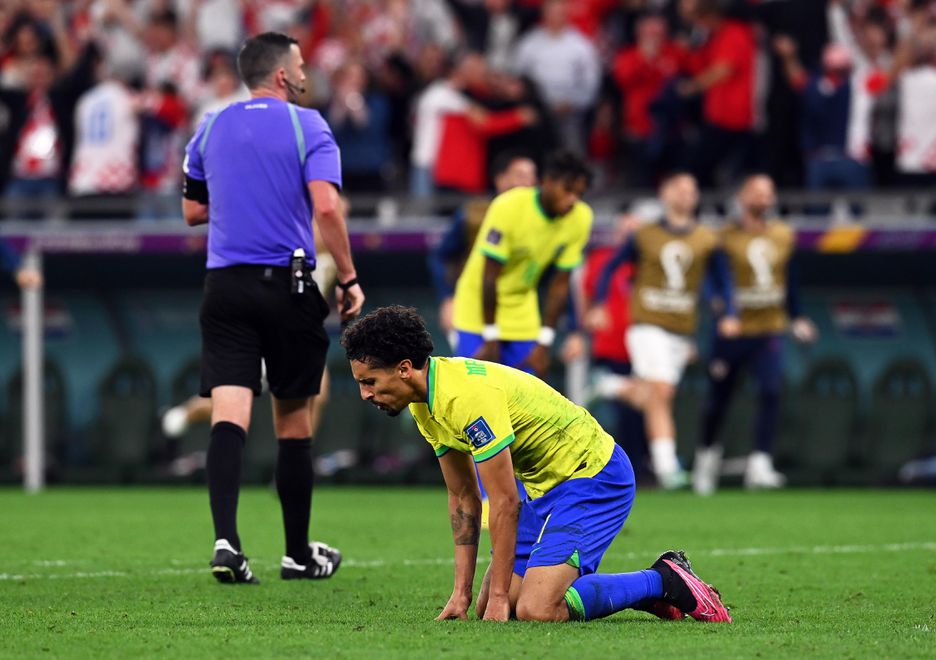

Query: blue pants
[514,445,635,577]
[701,334,783,454]
[454,330,536,373]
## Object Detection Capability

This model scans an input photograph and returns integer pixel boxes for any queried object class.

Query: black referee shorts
[199,265,330,399]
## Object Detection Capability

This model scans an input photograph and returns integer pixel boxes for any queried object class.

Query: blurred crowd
[6,0,936,212]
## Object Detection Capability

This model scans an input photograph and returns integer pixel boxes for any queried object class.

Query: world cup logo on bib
[660,240,693,291]
[746,237,776,289]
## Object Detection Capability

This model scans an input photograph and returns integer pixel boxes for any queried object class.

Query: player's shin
[564,570,664,621]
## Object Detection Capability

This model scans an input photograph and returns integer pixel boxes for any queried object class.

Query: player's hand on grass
[717,315,742,338]
[473,341,501,364]
[522,344,551,378]
[481,594,511,622]
[436,592,472,621]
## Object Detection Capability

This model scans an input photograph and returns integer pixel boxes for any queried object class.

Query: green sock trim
[565,550,580,569]
[564,587,586,621]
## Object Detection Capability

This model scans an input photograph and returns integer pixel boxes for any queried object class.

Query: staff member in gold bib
[693,174,816,495]
[588,172,739,489]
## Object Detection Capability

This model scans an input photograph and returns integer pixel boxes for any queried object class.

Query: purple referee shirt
[183,98,342,269]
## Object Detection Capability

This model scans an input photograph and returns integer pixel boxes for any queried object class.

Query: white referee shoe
[744,452,787,490]
[280,541,342,580]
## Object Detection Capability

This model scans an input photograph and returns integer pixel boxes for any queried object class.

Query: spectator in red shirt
[432,61,539,195]
[612,14,687,186]
[567,0,618,39]
[680,0,760,187]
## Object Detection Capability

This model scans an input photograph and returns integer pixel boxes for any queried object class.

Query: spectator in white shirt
[512,0,600,153]
[68,57,140,213]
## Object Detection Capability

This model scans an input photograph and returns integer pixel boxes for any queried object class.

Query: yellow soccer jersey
[720,220,795,336]
[409,356,615,500]
[452,187,593,340]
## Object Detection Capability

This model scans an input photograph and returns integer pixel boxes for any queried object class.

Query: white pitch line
[604,540,936,561]
[1,541,934,582]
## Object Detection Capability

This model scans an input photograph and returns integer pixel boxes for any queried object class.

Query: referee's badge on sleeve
[465,417,496,448]
[486,229,502,245]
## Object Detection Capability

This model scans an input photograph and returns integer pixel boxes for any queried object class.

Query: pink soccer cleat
[651,550,732,623]
[634,598,686,621]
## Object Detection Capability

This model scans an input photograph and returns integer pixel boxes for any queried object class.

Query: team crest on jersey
[486,229,503,246]
[465,417,496,448]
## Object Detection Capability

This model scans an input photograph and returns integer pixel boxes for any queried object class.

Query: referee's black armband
[183,175,209,204]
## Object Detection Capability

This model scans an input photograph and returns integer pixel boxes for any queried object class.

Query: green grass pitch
[1,487,934,658]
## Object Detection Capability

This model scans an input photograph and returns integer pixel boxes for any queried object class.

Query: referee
[182,32,365,584]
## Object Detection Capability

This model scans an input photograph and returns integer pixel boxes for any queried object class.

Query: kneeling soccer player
[341,306,732,623]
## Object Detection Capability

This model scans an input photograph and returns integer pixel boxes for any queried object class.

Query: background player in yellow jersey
[694,174,817,495]
[427,152,538,350]
[452,150,593,377]
[342,306,731,624]
[587,173,740,489]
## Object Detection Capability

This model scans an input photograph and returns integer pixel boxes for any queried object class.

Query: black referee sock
[207,422,246,552]
[276,437,314,563]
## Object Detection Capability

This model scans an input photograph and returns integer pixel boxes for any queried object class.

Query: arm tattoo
[451,506,481,546]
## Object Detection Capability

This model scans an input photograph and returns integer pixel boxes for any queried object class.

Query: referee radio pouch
[291,248,311,295]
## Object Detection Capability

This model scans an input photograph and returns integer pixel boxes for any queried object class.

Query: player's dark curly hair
[341,306,434,369]
[542,149,592,187]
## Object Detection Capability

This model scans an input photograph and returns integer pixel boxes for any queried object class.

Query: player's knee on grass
[515,565,578,622]
[515,592,568,622]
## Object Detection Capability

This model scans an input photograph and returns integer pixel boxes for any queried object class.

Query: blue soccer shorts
[454,330,537,373]
[513,444,635,577]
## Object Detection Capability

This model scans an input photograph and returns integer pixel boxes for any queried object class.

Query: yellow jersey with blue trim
[452,186,593,340]
[408,356,615,499]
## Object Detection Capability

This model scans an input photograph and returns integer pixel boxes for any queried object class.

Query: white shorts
[625,324,693,385]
